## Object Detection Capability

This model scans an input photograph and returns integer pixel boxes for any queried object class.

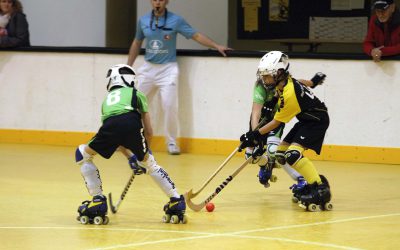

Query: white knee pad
[75,144,93,165]
[80,162,103,196]
[266,136,280,159]
[138,153,159,174]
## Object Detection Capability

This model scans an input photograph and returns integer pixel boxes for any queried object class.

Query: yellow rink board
[0,143,400,250]
[1,129,400,164]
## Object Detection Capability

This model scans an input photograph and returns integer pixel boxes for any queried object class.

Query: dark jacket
[0,11,30,48]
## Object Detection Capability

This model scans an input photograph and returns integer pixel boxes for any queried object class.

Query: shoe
[168,143,180,155]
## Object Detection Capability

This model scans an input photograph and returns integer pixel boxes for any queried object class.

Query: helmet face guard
[106,64,138,92]
[257,51,289,90]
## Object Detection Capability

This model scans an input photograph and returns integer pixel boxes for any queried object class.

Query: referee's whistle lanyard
[150,9,169,31]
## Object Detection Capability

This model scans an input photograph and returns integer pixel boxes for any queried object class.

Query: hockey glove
[128,154,147,175]
[261,96,278,120]
[239,130,262,151]
[310,72,326,88]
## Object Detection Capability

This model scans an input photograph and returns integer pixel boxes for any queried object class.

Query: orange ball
[206,202,215,212]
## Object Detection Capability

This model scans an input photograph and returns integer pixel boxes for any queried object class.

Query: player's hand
[261,96,278,119]
[252,144,265,158]
[128,155,147,175]
[310,72,326,88]
[239,130,262,151]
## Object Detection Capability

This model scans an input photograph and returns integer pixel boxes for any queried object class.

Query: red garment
[363,9,400,56]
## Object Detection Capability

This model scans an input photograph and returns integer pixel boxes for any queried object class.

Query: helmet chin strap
[121,76,132,87]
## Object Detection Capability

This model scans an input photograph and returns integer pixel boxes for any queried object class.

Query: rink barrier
[0,129,399,165]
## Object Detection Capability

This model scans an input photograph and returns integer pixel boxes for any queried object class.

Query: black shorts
[283,112,329,155]
[88,112,148,160]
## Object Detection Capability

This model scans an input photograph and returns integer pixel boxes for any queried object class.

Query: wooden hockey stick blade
[187,117,268,200]
[186,157,253,212]
[108,192,118,214]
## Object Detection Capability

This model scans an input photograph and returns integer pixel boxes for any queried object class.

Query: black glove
[239,130,262,151]
[310,72,326,88]
[128,155,147,175]
[252,144,266,158]
[261,96,278,120]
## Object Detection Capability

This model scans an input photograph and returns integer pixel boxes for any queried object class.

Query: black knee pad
[275,150,286,165]
[284,149,303,166]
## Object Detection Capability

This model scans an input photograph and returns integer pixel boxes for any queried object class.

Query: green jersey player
[75,64,187,224]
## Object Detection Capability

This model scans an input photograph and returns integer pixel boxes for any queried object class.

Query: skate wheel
[292,196,299,203]
[181,215,188,224]
[270,175,278,182]
[324,203,333,211]
[170,215,179,224]
[80,216,89,224]
[94,216,103,225]
[307,204,318,212]
[162,214,171,223]
[103,216,109,225]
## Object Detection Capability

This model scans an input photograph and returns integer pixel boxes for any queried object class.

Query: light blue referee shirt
[135,10,197,64]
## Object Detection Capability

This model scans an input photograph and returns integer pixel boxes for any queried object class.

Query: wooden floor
[0,143,399,250]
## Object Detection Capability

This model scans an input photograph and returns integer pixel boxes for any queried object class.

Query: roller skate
[258,160,277,188]
[77,195,109,225]
[290,176,308,203]
[162,195,188,224]
[298,175,333,212]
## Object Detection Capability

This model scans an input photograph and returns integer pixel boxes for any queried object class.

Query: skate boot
[162,195,188,224]
[299,175,333,212]
[258,160,277,188]
[290,176,308,203]
[77,195,109,225]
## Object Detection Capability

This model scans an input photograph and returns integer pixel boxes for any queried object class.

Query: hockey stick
[186,147,239,199]
[185,157,253,212]
[186,117,268,200]
[108,172,135,214]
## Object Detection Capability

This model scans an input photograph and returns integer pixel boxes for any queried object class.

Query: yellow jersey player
[239,51,333,212]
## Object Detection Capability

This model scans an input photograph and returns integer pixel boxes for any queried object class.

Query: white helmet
[106,64,138,91]
[257,51,289,88]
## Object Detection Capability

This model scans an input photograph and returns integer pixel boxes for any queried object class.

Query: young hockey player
[240,51,332,211]
[75,64,187,224]
[245,56,326,195]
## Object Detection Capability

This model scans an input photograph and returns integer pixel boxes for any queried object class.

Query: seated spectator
[0,0,30,48]
[363,0,400,62]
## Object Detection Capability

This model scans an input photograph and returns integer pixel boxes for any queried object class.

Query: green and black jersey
[101,87,149,122]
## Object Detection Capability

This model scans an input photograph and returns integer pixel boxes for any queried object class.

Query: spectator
[363,0,400,62]
[127,0,232,155]
[0,0,30,48]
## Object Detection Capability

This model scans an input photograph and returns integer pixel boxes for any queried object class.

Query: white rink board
[0,51,399,148]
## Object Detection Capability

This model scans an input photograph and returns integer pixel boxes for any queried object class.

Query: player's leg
[283,143,332,208]
[137,152,186,222]
[283,144,321,184]
[75,144,103,196]
[124,123,186,222]
[158,62,180,154]
[256,135,280,188]
[75,144,108,224]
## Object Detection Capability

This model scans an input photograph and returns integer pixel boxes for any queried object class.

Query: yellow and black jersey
[274,76,327,123]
